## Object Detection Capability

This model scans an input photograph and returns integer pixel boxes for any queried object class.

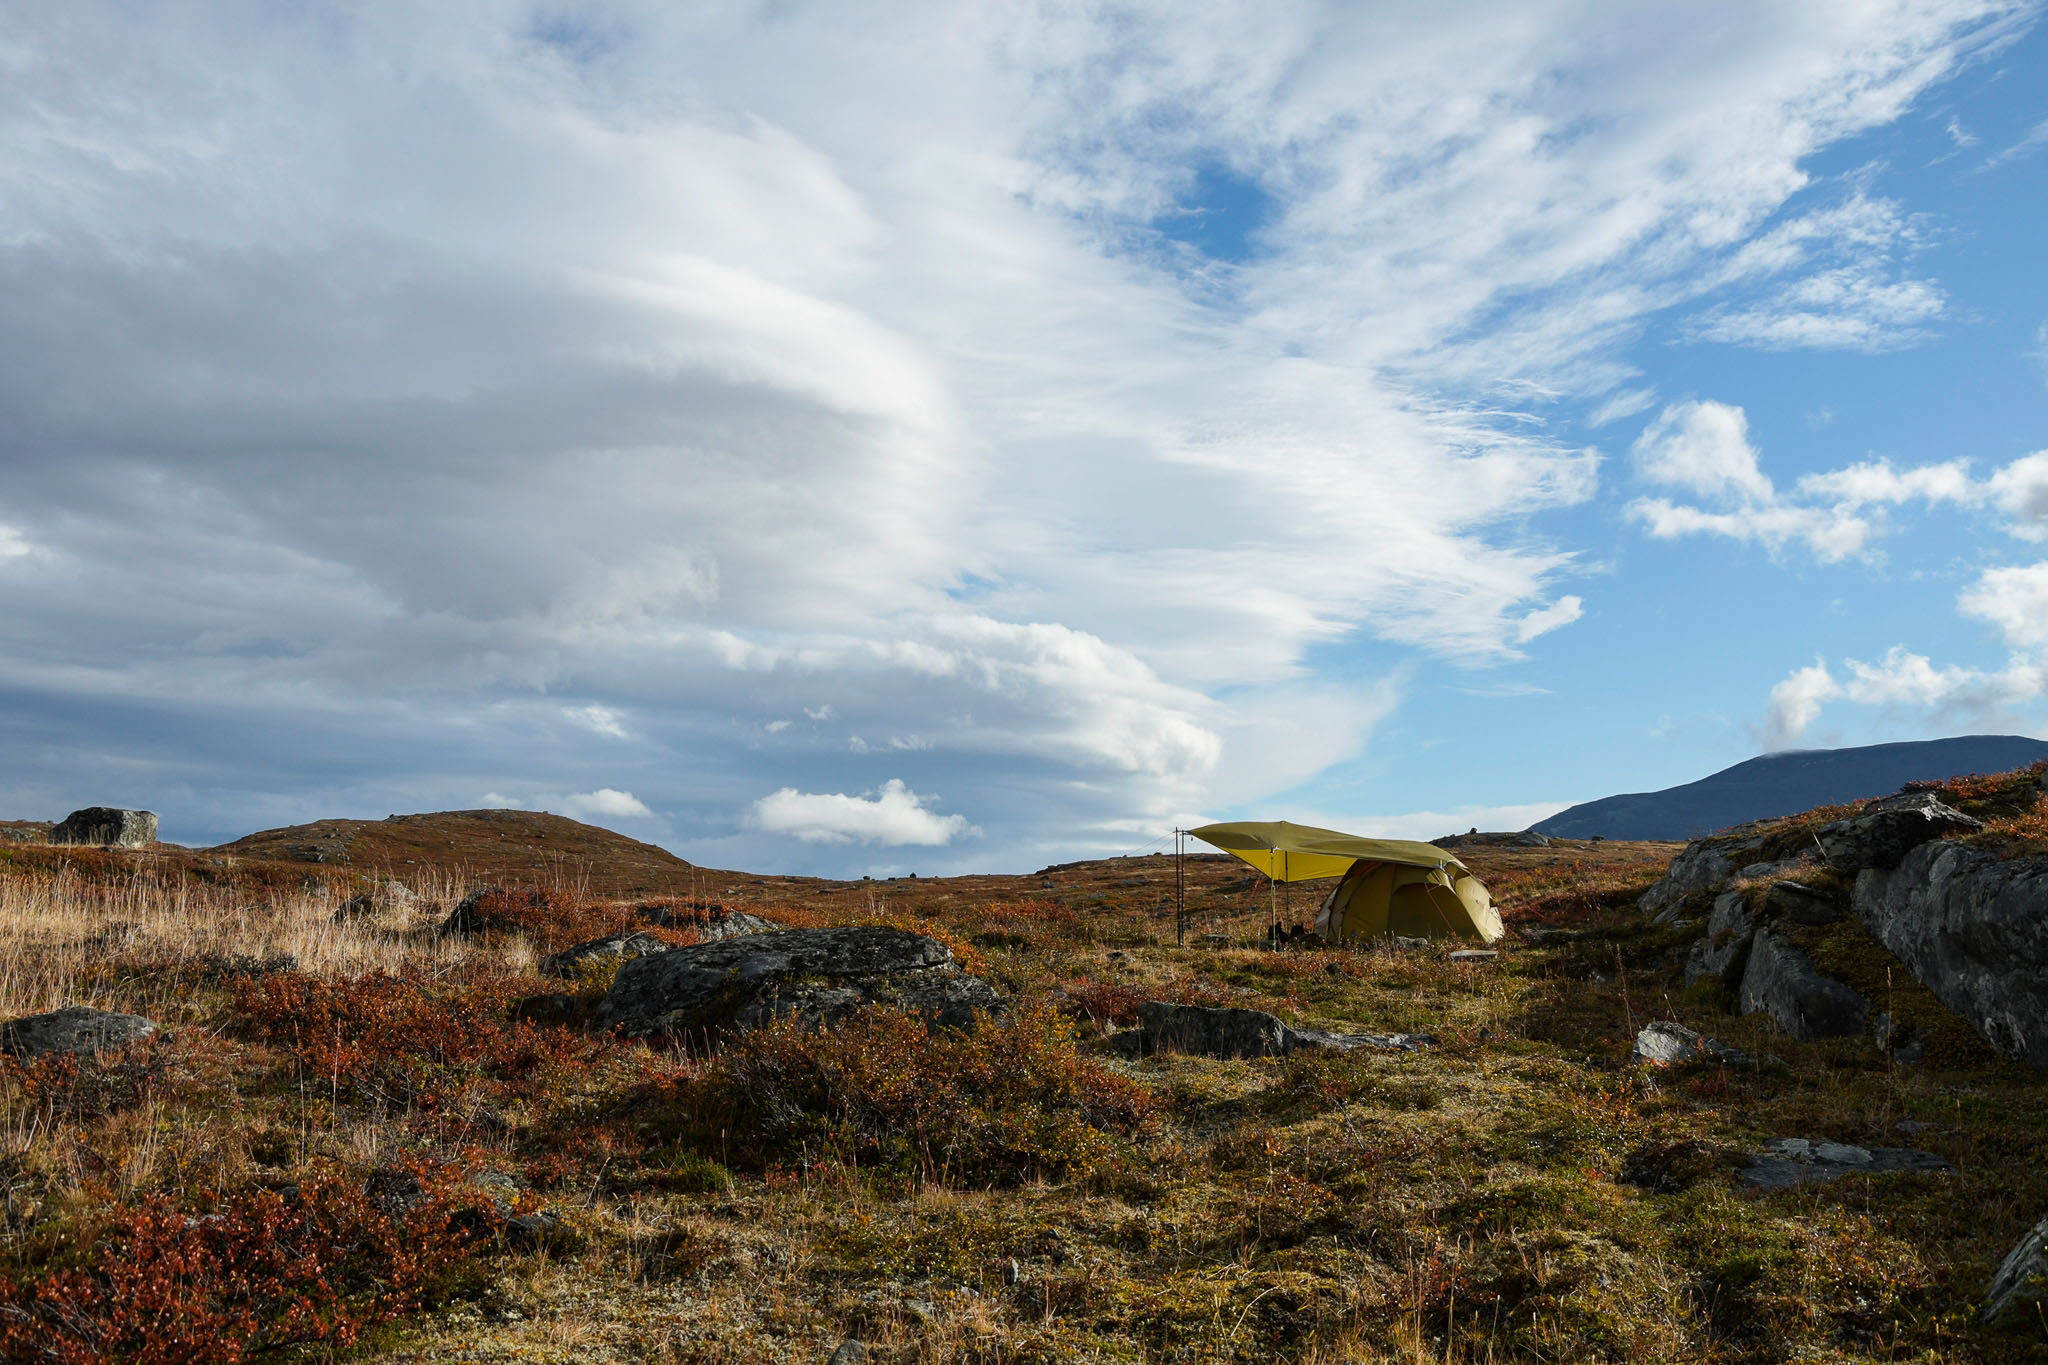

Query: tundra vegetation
[0,778,2043,1363]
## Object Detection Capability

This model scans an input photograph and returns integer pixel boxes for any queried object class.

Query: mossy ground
[0,827,2043,1362]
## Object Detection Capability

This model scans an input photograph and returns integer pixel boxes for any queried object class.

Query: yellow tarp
[1187,820,1468,883]
[1189,819,1502,943]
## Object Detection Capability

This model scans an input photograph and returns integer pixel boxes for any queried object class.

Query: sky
[2,1,2046,874]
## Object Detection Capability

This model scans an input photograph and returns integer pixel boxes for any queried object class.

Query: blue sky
[2,1,2046,872]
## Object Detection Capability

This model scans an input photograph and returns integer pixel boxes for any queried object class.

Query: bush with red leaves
[0,1162,479,1365]
[233,970,593,1110]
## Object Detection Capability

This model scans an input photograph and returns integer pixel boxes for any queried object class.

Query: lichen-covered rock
[597,926,1005,1040]
[637,907,779,941]
[1816,792,1980,871]
[1630,1020,1749,1066]
[539,931,677,978]
[1135,1001,1431,1058]
[1639,840,1748,921]
[50,807,157,848]
[1741,1137,1952,1190]
[1683,892,1755,988]
[1763,879,1840,924]
[1853,840,2048,1070]
[1737,928,1868,1039]
[0,1005,158,1058]
[1982,1212,2048,1324]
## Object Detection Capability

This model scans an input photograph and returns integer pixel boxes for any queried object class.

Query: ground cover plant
[0,801,2042,1361]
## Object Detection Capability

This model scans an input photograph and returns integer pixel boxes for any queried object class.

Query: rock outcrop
[1852,839,2048,1070]
[1638,839,1751,922]
[640,907,779,941]
[598,926,1005,1040]
[50,808,157,848]
[1815,792,1981,870]
[0,1005,158,1058]
[1683,893,1755,988]
[1982,1212,2048,1324]
[1135,1001,1432,1058]
[1737,928,1868,1040]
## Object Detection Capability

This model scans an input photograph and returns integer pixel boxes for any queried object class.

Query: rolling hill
[1531,734,2048,841]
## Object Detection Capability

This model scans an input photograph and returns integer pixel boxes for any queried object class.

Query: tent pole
[1175,828,1185,948]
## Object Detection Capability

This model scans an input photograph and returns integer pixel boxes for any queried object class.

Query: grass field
[0,810,2042,1362]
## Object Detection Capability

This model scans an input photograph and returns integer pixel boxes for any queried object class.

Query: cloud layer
[0,0,2028,867]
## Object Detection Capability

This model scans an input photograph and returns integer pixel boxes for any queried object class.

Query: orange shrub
[0,1162,479,1364]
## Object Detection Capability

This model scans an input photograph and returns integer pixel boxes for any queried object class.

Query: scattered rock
[1683,892,1755,989]
[1135,1001,1430,1058]
[0,1005,158,1058]
[1741,1137,1951,1190]
[1737,927,1868,1040]
[540,931,679,978]
[1763,879,1840,925]
[1853,839,2048,1070]
[637,904,779,943]
[81,921,145,956]
[50,807,157,848]
[439,886,508,935]
[598,926,1007,1041]
[333,882,420,922]
[1815,792,1981,872]
[828,1342,868,1365]
[1630,1020,1750,1067]
[1447,949,1498,962]
[1981,1213,2048,1324]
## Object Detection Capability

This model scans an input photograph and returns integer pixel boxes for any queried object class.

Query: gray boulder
[1630,1020,1749,1067]
[1683,892,1755,988]
[641,907,780,941]
[1853,840,2048,1070]
[50,808,157,848]
[540,931,677,978]
[1639,836,1764,921]
[1741,1137,1951,1190]
[1982,1212,2048,1324]
[598,926,1006,1040]
[1135,1001,1431,1058]
[1816,792,1980,871]
[0,1005,158,1058]
[440,885,507,935]
[1763,879,1840,924]
[1737,928,1868,1039]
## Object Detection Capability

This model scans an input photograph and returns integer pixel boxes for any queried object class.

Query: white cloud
[1984,451,2048,539]
[1268,801,1575,843]
[1976,117,2048,172]
[748,778,976,846]
[564,788,654,820]
[563,704,629,739]
[1960,561,2048,652]
[1513,595,1583,644]
[1763,661,1842,749]
[1587,389,1656,426]
[803,705,836,722]
[0,526,32,560]
[1631,401,1776,504]
[764,719,793,733]
[478,792,524,809]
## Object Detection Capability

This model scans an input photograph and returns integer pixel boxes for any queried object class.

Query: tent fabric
[1188,819,1502,944]
[1186,820,1470,883]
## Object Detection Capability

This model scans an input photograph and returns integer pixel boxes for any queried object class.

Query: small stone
[1982,1213,2048,1324]
[1630,1020,1749,1067]
[0,1005,158,1058]
[1447,949,1497,962]
[828,1342,868,1365]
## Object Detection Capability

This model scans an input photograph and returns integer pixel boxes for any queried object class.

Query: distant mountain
[1531,735,2048,842]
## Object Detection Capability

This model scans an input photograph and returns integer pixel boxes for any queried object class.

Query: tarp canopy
[1187,821,1469,883]
[1188,820,1502,944]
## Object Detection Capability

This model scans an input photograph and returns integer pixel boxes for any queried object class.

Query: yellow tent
[1189,820,1503,944]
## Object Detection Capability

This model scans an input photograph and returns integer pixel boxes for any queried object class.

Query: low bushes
[0,1162,481,1364]
[701,1001,1156,1185]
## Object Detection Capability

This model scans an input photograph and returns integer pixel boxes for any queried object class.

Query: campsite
[2,769,2045,1363]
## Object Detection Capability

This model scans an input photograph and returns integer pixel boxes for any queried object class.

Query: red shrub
[233,970,590,1110]
[0,1162,479,1364]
